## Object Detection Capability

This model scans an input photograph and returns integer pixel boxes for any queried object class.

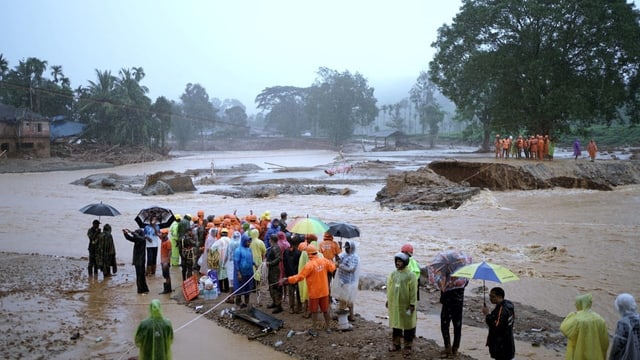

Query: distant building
[0,103,51,158]
[370,130,408,149]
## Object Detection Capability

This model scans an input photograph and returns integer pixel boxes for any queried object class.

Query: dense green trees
[0,56,73,118]
[256,68,378,145]
[430,0,640,150]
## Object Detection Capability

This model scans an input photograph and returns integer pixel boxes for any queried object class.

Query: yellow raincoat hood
[560,293,609,360]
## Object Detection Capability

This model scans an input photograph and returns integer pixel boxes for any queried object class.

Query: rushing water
[1,148,638,359]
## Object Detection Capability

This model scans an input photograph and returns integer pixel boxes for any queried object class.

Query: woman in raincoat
[210,228,230,292]
[386,252,418,356]
[609,293,640,360]
[233,235,255,307]
[560,293,609,360]
[135,299,173,360]
[332,240,359,321]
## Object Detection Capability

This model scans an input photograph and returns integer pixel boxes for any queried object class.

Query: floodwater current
[1,147,638,359]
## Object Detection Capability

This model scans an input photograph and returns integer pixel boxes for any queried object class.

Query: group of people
[494,134,555,160]
[86,219,117,278]
[387,244,640,360]
[109,209,362,330]
[560,292,640,360]
[384,245,515,359]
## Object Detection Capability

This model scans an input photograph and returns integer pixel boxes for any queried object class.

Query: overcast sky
[2,0,465,113]
[3,1,638,115]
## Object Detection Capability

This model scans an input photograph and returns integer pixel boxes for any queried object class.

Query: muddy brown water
[1,149,638,359]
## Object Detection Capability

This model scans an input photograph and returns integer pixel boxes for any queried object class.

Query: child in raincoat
[560,293,609,360]
[135,299,173,360]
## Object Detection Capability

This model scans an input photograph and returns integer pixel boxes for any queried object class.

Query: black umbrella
[135,206,176,229]
[326,222,360,238]
[79,201,121,221]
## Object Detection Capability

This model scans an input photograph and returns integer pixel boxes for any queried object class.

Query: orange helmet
[401,243,414,255]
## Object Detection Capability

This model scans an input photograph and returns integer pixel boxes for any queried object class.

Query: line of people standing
[495,134,555,160]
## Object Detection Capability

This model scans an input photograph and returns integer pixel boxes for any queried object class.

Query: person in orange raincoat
[587,139,598,162]
[283,245,336,334]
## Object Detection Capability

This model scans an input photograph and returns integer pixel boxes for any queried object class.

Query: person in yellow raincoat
[560,293,609,360]
[386,252,418,357]
[135,299,173,360]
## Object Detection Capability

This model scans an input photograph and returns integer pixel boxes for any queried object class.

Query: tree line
[2,0,639,151]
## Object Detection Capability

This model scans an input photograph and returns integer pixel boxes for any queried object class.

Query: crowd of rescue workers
[86,206,637,360]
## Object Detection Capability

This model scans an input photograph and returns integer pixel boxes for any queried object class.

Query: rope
[117,271,283,360]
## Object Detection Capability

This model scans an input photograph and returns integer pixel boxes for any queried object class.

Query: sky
[2,0,463,114]
[3,1,639,115]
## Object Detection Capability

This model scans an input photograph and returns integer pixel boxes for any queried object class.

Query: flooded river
[1,148,638,359]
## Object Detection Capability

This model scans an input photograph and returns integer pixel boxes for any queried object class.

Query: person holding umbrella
[86,219,101,277]
[428,250,472,358]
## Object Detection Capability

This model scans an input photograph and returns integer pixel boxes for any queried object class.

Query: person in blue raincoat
[233,235,255,307]
[386,252,418,357]
[560,293,609,360]
[135,299,173,360]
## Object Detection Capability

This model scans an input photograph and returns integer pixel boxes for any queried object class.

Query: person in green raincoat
[560,293,609,360]
[386,252,418,357]
[169,215,181,266]
[135,299,173,360]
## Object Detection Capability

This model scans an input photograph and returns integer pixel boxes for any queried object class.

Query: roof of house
[370,130,407,138]
[0,103,48,122]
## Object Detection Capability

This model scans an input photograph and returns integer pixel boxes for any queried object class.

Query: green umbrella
[287,215,329,235]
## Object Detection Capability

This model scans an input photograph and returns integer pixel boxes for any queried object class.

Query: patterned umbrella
[428,250,472,292]
[135,206,176,229]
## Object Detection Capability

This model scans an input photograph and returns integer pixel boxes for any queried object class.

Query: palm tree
[50,65,63,84]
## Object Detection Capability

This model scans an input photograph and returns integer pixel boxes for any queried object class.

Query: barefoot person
[386,252,418,357]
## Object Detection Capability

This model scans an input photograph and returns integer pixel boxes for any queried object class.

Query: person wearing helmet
[283,245,336,334]
[386,252,418,356]
[401,243,422,301]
